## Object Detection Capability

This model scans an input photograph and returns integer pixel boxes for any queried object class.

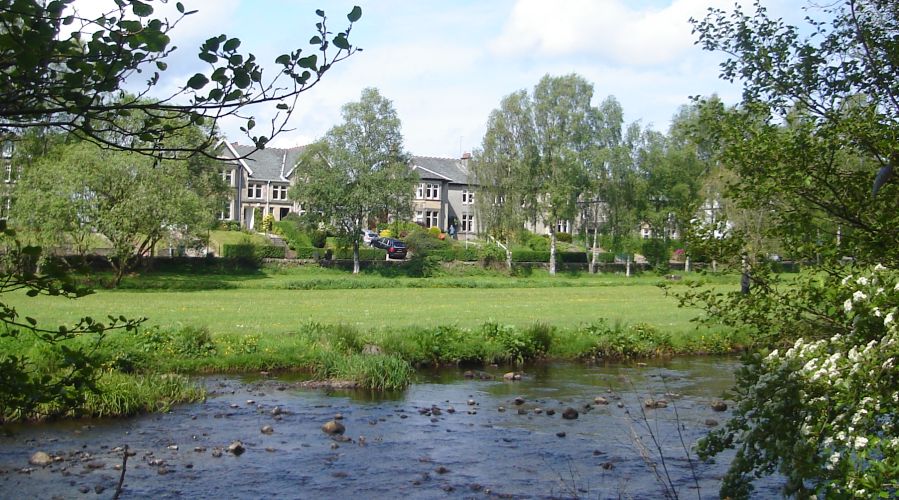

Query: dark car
[372,237,407,259]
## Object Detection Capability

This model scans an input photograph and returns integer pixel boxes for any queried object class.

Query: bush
[427,226,441,237]
[311,230,328,248]
[220,220,241,231]
[333,247,386,260]
[479,243,507,265]
[273,220,312,248]
[556,232,572,243]
[559,251,588,263]
[511,250,550,262]
[405,229,450,255]
[221,243,284,260]
[293,247,321,259]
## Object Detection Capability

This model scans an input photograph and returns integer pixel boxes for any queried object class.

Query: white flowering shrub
[698,266,899,497]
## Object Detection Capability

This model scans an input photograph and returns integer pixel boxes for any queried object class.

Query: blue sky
[83,0,812,157]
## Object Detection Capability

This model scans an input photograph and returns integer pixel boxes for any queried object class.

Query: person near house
[448,224,456,239]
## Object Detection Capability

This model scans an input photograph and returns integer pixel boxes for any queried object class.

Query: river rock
[534,407,543,414]
[561,408,579,420]
[556,431,566,438]
[321,420,346,435]
[711,401,728,412]
[593,396,609,405]
[446,406,455,414]
[497,406,506,412]
[28,451,52,467]
[467,399,476,406]
[513,396,525,405]
[503,372,516,380]
[271,406,282,416]
[334,413,344,420]
[261,425,274,435]
[227,441,245,455]
[644,399,668,409]
[463,370,475,379]
[705,419,719,427]
[546,409,556,416]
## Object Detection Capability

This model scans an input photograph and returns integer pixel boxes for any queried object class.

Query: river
[0,357,783,498]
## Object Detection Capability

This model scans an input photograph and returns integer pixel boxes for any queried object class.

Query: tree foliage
[12,137,223,285]
[687,1,899,495]
[289,88,414,274]
[473,74,594,274]
[0,0,362,157]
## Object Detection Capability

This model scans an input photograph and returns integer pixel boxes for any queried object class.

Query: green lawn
[4,265,734,339]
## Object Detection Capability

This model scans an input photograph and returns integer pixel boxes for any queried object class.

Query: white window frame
[272,184,288,200]
[556,220,570,234]
[461,213,474,232]
[220,201,232,220]
[414,211,424,223]
[425,210,439,228]
[416,183,425,199]
[247,182,263,199]
[222,169,233,186]
[462,189,474,205]
[425,183,440,200]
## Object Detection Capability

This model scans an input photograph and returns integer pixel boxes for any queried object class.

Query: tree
[13,137,223,286]
[0,1,362,158]
[0,1,361,417]
[686,1,899,496]
[290,88,414,274]
[473,74,593,274]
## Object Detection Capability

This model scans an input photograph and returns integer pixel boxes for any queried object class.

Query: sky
[84,0,813,158]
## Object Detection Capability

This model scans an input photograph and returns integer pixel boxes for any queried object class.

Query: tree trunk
[626,255,632,277]
[589,226,599,274]
[549,227,557,276]
[505,239,512,271]
[352,239,360,274]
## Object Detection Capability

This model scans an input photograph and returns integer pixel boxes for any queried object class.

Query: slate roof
[224,143,306,182]
[410,156,470,184]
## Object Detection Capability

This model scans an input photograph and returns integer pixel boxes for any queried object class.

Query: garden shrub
[559,251,588,263]
[292,247,320,259]
[333,247,386,260]
[427,226,441,237]
[511,250,550,262]
[311,230,328,248]
[556,232,572,243]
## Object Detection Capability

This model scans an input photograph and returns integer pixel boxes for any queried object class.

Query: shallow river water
[0,357,783,499]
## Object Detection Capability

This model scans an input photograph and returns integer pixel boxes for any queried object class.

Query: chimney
[461,152,472,160]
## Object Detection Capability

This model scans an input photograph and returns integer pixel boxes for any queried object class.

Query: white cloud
[491,0,744,66]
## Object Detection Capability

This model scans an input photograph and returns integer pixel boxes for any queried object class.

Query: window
[416,184,424,199]
[1,141,12,158]
[246,182,263,199]
[222,169,233,186]
[272,184,288,200]
[414,211,424,224]
[556,220,570,234]
[425,210,439,228]
[461,214,474,233]
[4,162,12,183]
[641,225,652,239]
[462,189,474,205]
[423,183,439,200]
[220,201,232,220]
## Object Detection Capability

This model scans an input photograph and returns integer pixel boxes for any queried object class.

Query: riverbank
[1,265,747,422]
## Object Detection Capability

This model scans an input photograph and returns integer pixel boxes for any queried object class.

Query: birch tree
[290,88,414,274]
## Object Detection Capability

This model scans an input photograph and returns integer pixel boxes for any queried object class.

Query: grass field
[4,265,734,339]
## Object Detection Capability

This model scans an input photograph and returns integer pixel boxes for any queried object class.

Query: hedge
[427,247,479,262]
[293,247,322,259]
[222,243,285,260]
[510,250,595,263]
[333,247,387,260]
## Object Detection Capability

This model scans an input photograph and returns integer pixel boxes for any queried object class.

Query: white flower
[766,349,779,360]
[853,436,869,449]
[844,299,853,313]
[856,276,869,286]
[853,290,868,303]
[874,264,887,271]
[883,358,895,370]
[842,275,853,285]
[894,281,899,291]
[825,452,841,470]
[874,308,882,317]
[885,312,895,327]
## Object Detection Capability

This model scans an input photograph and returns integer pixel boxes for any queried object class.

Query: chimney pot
[461,152,472,160]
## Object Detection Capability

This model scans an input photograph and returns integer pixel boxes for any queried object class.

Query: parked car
[361,229,379,246]
[372,237,407,259]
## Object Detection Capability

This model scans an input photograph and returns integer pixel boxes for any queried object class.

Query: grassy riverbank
[1,264,745,421]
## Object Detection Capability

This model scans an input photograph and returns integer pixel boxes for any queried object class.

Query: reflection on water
[0,357,782,498]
